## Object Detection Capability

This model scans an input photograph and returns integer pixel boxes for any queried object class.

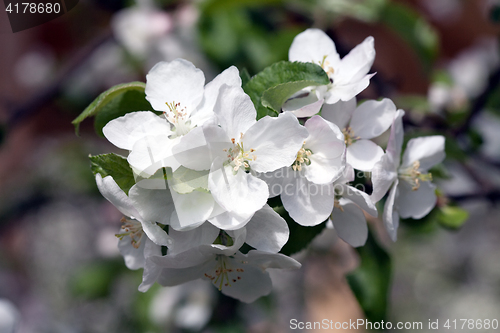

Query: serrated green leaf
[347,229,391,323]
[72,81,152,136]
[261,80,322,113]
[90,153,136,194]
[168,166,209,194]
[243,61,330,119]
[438,206,469,229]
[269,197,326,256]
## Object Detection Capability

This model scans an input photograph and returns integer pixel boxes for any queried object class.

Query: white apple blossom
[262,115,346,226]
[371,110,446,241]
[172,85,308,230]
[322,98,397,171]
[95,174,174,269]
[144,221,299,303]
[284,28,375,116]
[103,59,241,176]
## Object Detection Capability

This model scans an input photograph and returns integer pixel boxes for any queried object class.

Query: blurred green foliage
[198,0,305,74]
[347,229,391,323]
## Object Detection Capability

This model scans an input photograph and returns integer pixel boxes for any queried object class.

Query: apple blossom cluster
[90,28,445,302]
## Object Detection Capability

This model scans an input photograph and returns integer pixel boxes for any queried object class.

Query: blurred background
[1,0,500,332]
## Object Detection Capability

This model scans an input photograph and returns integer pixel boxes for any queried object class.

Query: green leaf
[347,229,391,323]
[72,81,154,136]
[379,2,439,71]
[243,61,330,119]
[262,80,323,113]
[438,206,469,229]
[269,197,326,256]
[89,153,136,194]
[168,166,209,194]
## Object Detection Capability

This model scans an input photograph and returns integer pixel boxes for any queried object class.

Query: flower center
[116,217,143,249]
[292,141,312,171]
[224,134,256,173]
[319,55,335,81]
[164,101,193,137]
[204,255,245,291]
[398,160,433,191]
[342,126,359,147]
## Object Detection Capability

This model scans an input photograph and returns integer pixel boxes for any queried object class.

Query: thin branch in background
[4,31,113,129]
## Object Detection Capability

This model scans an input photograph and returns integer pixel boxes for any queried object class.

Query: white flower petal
[304,116,346,184]
[102,111,171,150]
[401,136,446,170]
[288,28,340,65]
[320,98,356,129]
[214,85,256,141]
[350,98,397,139]
[335,36,375,85]
[281,174,334,226]
[128,134,179,176]
[95,174,139,218]
[216,251,300,303]
[333,163,355,184]
[331,198,368,247]
[382,180,399,242]
[129,183,174,225]
[118,234,146,270]
[173,125,231,171]
[216,257,273,303]
[256,168,285,198]
[145,59,205,113]
[244,250,302,270]
[244,205,289,253]
[282,88,324,117]
[346,139,384,172]
[138,239,162,292]
[158,261,213,287]
[306,152,346,184]
[192,66,242,127]
[324,75,373,104]
[150,246,212,269]
[208,158,268,224]
[168,222,220,256]
[142,221,174,247]
[244,112,309,173]
[386,109,405,160]
[208,210,252,230]
[304,115,345,156]
[168,190,216,231]
[396,180,437,219]
[370,153,398,203]
[340,184,378,217]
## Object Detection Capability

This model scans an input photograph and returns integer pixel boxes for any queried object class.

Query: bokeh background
[1,0,500,332]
